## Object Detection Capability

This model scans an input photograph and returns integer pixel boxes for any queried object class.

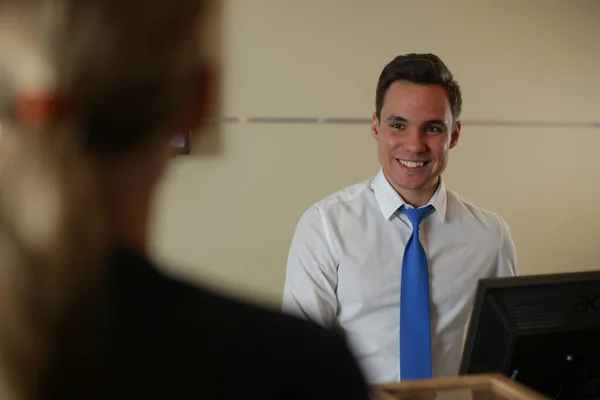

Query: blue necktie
[400,205,434,381]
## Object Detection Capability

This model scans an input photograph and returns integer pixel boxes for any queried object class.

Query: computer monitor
[460,271,600,399]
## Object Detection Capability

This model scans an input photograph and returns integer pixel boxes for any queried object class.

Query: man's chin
[383,169,439,192]
[393,178,430,192]
[391,176,440,196]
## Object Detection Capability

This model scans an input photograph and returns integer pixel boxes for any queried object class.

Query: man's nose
[401,130,428,153]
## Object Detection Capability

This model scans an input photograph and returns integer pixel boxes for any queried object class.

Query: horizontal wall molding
[206,116,600,128]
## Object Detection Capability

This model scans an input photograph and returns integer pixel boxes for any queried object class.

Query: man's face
[371,80,460,206]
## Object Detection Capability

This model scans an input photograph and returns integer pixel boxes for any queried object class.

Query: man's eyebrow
[383,115,448,126]
[384,115,408,123]
[424,119,447,126]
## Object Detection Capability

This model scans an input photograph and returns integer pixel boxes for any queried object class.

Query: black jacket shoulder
[95,248,370,399]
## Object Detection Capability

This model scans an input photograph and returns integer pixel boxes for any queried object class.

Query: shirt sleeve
[282,205,339,329]
[496,217,519,278]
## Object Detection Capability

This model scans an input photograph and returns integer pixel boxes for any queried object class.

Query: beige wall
[150,0,600,307]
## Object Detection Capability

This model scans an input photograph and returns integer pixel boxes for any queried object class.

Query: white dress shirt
[282,169,518,384]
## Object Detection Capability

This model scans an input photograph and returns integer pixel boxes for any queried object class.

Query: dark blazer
[44,247,370,399]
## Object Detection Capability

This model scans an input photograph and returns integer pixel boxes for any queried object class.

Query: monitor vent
[469,296,512,372]
[500,290,566,331]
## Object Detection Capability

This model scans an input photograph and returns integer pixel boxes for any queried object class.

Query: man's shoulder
[446,188,509,229]
[314,176,374,209]
[299,176,376,222]
[291,176,378,237]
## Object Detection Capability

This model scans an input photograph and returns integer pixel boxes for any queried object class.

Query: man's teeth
[399,160,425,168]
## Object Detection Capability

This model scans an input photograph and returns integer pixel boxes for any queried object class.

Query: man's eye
[391,123,405,130]
[425,126,441,133]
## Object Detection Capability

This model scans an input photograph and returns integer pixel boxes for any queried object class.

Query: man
[282,53,519,384]
[0,1,369,398]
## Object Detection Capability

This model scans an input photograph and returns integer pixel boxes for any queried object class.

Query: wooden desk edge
[372,374,549,399]
[374,374,501,392]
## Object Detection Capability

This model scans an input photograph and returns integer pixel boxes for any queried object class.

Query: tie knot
[402,205,434,229]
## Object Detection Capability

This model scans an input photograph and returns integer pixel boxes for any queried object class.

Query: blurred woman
[0,1,369,399]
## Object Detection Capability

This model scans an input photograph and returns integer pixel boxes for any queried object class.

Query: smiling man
[282,53,519,384]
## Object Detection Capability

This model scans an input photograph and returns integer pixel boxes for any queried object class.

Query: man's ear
[450,121,461,149]
[371,112,380,141]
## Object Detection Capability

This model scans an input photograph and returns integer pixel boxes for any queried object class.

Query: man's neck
[399,189,436,208]
[387,175,440,208]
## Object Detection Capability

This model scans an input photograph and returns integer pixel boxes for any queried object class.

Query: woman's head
[0,1,211,398]
[1,0,209,153]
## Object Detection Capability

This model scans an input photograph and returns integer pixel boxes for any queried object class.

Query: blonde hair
[0,1,205,398]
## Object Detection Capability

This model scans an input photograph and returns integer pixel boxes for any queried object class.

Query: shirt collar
[371,168,447,222]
